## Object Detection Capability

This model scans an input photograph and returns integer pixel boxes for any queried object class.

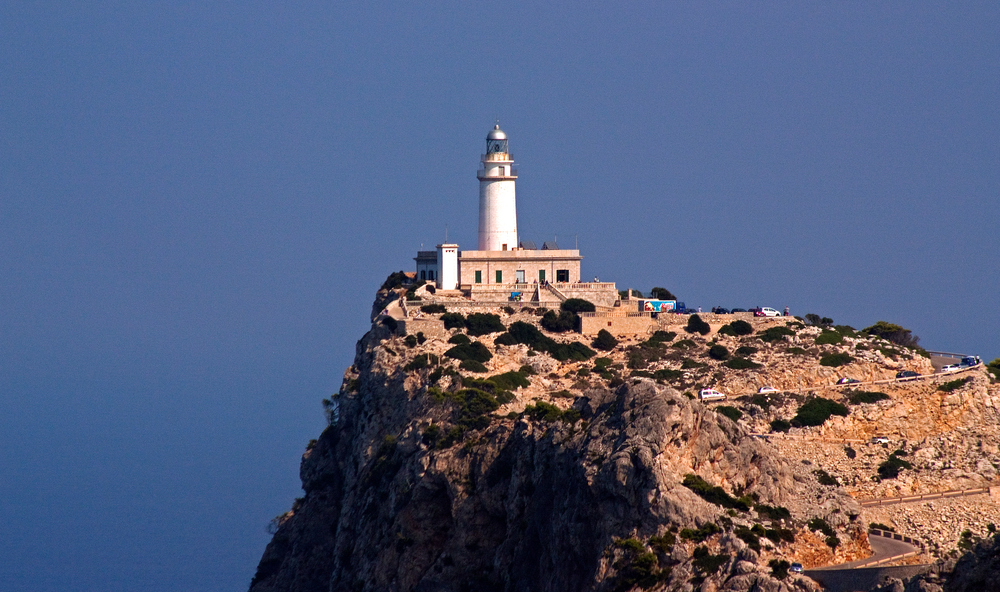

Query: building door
[495,270,503,283]
[515,270,525,283]
[538,270,546,282]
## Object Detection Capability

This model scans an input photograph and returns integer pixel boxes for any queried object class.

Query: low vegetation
[819,352,853,367]
[685,314,711,336]
[814,330,843,346]
[939,377,972,392]
[420,303,447,314]
[441,312,466,330]
[863,321,921,349]
[793,397,849,427]
[725,357,761,370]
[708,344,729,360]
[847,390,890,404]
[464,313,506,336]
[681,474,751,511]
[540,309,579,332]
[592,329,619,351]
[877,450,913,480]
[717,320,753,337]
[498,321,596,362]
[758,326,795,343]
[444,341,493,363]
[716,406,742,422]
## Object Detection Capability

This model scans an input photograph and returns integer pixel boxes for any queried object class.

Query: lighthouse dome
[486,125,507,141]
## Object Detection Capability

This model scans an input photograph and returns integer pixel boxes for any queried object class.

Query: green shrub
[758,326,795,343]
[725,357,762,370]
[672,339,696,349]
[764,527,795,544]
[460,359,488,373]
[650,287,676,300]
[506,321,595,361]
[793,397,849,427]
[404,334,418,348]
[421,424,441,446]
[489,370,531,391]
[592,329,619,351]
[416,332,426,344]
[877,452,912,479]
[870,522,895,532]
[448,333,471,345]
[939,377,972,393]
[444,341,493,363]
[680,523,721,543]
[518,364,536,375]
[593,357,613,371]
[769,559,790,580]
[814,469,839,486]
[686,314,711,335]
[716,406,742,422]
[988,359,1000,380]
[734,526,761,552]
[845,446,857,459]
[834,325,858,337]
[862,321,921,348]
[653,368,683,382]
[692,545,729,575]
[420,304,447,314]
[379,270,409,291]
[648,330,677,343]
[735,345,758,356]
[848,391,890,404]
[682,474,750,511]
[502,305,515,315]
[494,332,518,346]
[522,401,579,423]
[441,312,465,330]
[826,536,840,549]
[464,313,505,336]
[819,352,853,367]
[815,331,843,346]
[708,344,730,360]
[755,503,791,521]
[770,419,791,433]
[787,347,807,355]
[381,316,398,331]
[560,298,596,313]
[808,518,836,538]
[540,309,579,333]
[404,354,434,371]
[718,320,754,337]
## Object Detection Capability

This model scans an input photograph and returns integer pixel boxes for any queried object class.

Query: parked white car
[941,364,961,373]
[871,436,890,444]
[754,307,782,317]
[699,388,727,401]
[758,386,779,394]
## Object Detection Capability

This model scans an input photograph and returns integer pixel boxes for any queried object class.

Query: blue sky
[2,3,998,591]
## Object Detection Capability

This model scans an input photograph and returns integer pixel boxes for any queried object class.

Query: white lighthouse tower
[477,124,518,251]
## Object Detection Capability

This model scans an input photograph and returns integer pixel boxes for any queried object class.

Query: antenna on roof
[445,224,448,242]
[575,235,578,249]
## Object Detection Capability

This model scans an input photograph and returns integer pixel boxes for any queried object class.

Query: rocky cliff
[248,292,995,592]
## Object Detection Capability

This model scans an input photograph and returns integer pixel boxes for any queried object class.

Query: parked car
[753,307,781,317]
[871,436,890,444]
[712,307,730,314]
[758,386,779,394]
[699,388,727,401]
[789,562,804,574]
[960,356,983,368]
[730,308,747,313]
[941,364,961,373]
[896,370,920,381]
[836,377,861,385]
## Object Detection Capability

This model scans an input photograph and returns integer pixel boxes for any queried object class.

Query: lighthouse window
[556,269,569,282]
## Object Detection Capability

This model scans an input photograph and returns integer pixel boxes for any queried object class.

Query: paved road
[811,533,921,571]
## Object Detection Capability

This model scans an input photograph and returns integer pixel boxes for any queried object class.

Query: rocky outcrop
[248,302,863,591]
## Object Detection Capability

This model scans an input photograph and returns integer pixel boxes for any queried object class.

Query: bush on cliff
[814,331,843,346]
[540,309,579,333]
[682,474,751,511]
[379,270,409,291]
[792,397,849,427]
[560,298,596,313]
[503,321,595,362]
[441,312,465,330]
[877,451,913,480]
[758,326,795,343]
[685,314,711,335]
[725,357,761,370]
[819,352,853,367]
[420,303,446,314]
[862,321,921,349]
[650,286,676,300]
[592,329,619,351]
[939,377,972,393]
[718,320,753,337]
[444,341,493,363]
[848,390,890,404]
[708,345,730,360]
[464,313,505,336]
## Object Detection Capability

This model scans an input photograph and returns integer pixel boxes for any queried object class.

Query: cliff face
[248,300,868,592]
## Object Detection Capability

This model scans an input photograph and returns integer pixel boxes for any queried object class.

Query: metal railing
[857,486,992,508]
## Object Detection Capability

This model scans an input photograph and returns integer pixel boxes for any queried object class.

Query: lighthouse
[477,124,518,251]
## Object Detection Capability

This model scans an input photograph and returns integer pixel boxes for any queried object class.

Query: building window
[501,243,507,251]
[538,270,545,282]
[420,270,426,280]
[556,269,569,282]
[496,270,503,283]
[475,270,482,284]
[515,270,525,283]
[428,270,435,281]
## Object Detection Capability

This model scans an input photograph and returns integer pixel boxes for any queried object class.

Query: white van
[699,388,727,401]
